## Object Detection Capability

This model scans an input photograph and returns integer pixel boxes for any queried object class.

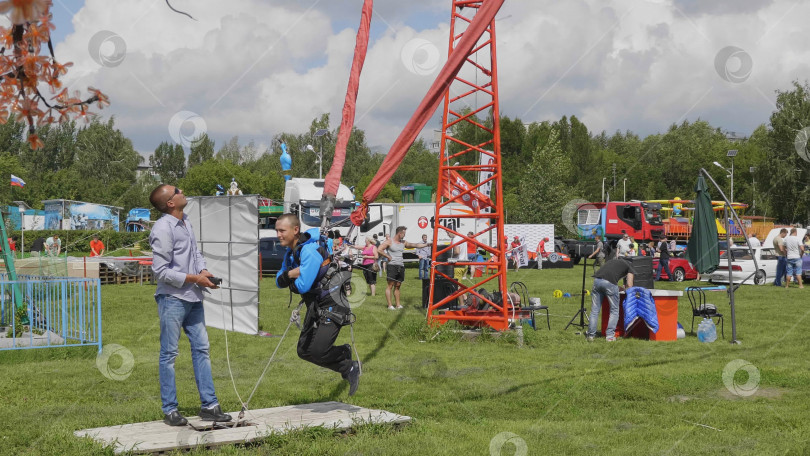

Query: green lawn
[1,265,808,455]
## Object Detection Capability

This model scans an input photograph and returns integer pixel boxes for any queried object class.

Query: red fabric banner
[444,170,493,213]
[351,0,505,226]
[323,0,373,198]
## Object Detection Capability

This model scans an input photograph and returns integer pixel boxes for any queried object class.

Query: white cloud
[49,0,810,158]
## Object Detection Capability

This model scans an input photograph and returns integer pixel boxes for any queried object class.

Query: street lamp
[713,155,736,203]
[749,166,756,214]
[313,128,329,179]
[623,178,627,201]
[601,177,606,202]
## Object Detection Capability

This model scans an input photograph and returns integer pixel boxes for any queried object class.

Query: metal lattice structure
[427,0,510,330]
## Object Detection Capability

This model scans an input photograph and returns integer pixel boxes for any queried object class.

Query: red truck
[560,201,665,263]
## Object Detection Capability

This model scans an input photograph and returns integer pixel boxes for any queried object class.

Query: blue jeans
[418,258,430,279]
[774,256,787,286]
[587,278,620,339]
[157,294,218,414]
[655,258,673,281]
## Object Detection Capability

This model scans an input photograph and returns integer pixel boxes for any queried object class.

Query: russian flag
[10,174,25,188]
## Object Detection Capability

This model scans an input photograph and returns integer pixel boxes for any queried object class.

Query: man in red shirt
[90,235,105,257]
[535,237,549,269]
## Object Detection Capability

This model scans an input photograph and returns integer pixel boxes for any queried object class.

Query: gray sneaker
[586,336,594,342]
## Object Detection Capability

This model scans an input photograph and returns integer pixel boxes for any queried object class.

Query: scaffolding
[427,0,510,330]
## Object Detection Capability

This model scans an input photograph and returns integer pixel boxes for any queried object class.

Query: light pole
[623,178,627,201]
[713,160,734,203]
[749,166,756,215]
[601,178,606,202]
[313,128,329,179]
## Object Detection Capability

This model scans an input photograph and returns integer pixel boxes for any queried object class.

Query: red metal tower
[427,0,510,330]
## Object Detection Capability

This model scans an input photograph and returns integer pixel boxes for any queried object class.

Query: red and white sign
[443,170,493,213]
[417,216,429,229]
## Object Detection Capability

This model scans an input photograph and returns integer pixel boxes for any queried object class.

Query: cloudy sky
[36,0,810,158]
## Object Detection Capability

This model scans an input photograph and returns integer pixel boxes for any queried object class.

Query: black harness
[287,234,355,327]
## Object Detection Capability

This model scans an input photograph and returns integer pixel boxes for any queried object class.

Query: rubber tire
[673,268,685,282]
[754,269,766,286]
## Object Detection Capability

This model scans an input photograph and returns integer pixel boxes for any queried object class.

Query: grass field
[1,264,808,455]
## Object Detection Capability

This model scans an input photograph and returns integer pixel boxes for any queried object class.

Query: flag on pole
[10,175,25,188]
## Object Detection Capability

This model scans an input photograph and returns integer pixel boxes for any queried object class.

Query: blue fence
[0,275,102,352]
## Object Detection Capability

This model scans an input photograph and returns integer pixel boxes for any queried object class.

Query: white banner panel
[185,195,259,335]
[504,224,555,255]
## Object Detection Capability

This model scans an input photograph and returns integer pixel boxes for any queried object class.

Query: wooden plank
[74,401,410,454]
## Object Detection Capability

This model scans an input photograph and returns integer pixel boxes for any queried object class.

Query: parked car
[708,247,779,285]
[652,250,699,282]
[260,237,286,275]
[802,254,810,281]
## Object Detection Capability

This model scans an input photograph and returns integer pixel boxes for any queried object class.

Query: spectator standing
[378,227,428,310]
[655,235,673,281]
[630,237,639,256]
[585,258,635,342]
[536,237,549,270]
[416,234,431,280]
[803,233,810,254]
[510,236,521,271]
[45,234,61,256]
[588,235,605,268]
[90,235,105,257]
[378,234,390,277]
[616,233,632,257]
[772,228,788,287]
[148,184,231,426]
[450,232,468,280]
[360,237,379,297]
[463,232,477,279]
[784,228,804,289]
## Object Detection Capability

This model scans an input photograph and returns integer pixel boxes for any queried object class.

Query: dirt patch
[667,395,692,403]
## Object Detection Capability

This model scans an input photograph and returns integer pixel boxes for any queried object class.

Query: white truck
[283,178,357,236]
[360,202,484,261]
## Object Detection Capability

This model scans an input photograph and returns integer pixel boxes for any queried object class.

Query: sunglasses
[165,187,182,206]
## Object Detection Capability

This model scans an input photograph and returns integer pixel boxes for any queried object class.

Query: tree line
[2,81,808,231]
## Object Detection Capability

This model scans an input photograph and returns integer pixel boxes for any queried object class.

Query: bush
[7,229,149,255]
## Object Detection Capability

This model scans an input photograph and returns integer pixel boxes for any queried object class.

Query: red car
[651,250,699,282]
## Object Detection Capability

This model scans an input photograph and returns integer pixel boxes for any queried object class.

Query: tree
[178,158,264,197]
[73,118,140,205]
[216,136,241,165]
[188,133,214,168]
[517,126,578,233]
[759,80,810,224]
[150,141,186,185]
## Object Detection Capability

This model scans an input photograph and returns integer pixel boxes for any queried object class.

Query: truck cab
[283,178,356,236]
[577,201,663,241]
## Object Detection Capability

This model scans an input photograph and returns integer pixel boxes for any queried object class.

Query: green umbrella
[687,175,719,273]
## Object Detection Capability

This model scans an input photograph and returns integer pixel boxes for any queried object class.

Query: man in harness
[275,214,361,396]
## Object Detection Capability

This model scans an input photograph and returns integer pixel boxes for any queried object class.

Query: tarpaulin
[444,169,494,213]
[323,0,373,198]
[351,0,505,226]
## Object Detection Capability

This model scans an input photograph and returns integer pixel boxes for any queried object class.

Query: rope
[217,284,302,428]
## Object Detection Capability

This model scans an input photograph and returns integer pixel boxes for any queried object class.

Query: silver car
[708,247,779,285]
